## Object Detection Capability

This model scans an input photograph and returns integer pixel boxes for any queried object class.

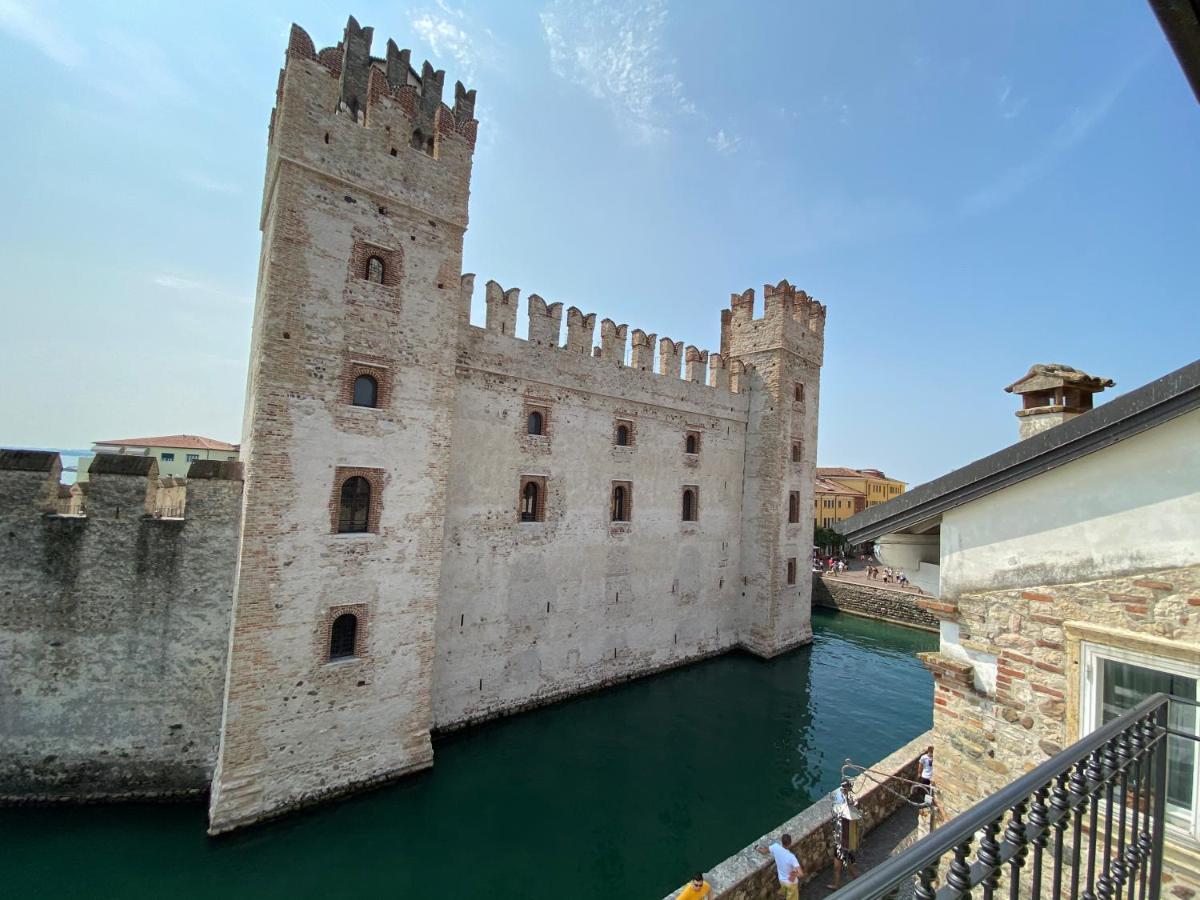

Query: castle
[0,16,826,835]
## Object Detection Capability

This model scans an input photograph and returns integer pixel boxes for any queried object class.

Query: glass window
[352,374,378,408]
[527,410,544,436]
[329,613,358,660]
[185,453,200,463]
[685,433,698,454]
[611,485,629,522]
[1083,643,1199,837]
[615,423,630,446]
[338,476,371,533]
[161,452,175,462]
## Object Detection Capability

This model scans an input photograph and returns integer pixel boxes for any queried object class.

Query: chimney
[1004,364,1114,440]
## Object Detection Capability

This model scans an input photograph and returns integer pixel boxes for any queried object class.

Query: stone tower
[1005,363,1114,441]
[722,280,826,656]
[207,17,478,834]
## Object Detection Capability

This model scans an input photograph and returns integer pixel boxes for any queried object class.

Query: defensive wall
[812,576,939,632]
[0,450,242,801]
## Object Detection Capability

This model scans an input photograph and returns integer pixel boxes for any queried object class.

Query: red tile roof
[815,477,864,495]
[93,434,239,452]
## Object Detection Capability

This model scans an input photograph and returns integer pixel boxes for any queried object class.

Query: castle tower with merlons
[197,15,826,832]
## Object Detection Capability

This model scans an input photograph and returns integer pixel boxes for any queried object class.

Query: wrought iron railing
[831,693,1192,900]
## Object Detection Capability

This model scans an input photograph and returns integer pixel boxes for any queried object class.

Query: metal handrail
[829,692,1172,900]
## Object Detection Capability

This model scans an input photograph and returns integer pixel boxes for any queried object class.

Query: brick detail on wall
[318,602,371,664]
[348,237,402,289]
[339,353,394,410]
[329,466,386,534]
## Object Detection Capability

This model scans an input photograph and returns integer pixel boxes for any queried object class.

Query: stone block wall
[925,563,1200,892]
[661,732,930,900]
[0,453,242,800]
[813,577,939,631]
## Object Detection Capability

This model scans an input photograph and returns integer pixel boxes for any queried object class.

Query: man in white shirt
[912,746,933,804]
[755,832,803,900]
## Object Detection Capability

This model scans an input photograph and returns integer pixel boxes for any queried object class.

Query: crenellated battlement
[463,276,744,393]
[278,17,478,152]
[0,450,242,524]
[721,278,827,365]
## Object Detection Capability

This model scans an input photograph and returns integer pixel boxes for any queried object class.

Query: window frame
[684,430,701,456]
[328,612,359,661]
[1080,640,1200,842]
[526,407,548,437]
[185,453,201,463]
[611,481,633,523]
[788,491,800,524]
[786,557,797,585]
[518,475,547,523]
[160,452,175,462]
[365,255,385,284]
[352,373,379,408]
[614,419,634,448]
[337,475,372,534]
[681,485,699,522]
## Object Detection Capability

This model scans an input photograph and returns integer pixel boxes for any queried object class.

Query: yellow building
[79,435,240,481]
[816,466,906,509]
[813,477,865,529]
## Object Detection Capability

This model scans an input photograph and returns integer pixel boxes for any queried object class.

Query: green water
[1,610,936,899]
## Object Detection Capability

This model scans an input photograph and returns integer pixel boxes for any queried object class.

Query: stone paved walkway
[819,558,927,597]
[800,806,921,900]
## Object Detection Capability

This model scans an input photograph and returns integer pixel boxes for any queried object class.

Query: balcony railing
[831,693,1191,900]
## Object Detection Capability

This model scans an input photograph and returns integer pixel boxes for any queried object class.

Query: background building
[817,466,905,508]
[80,435,239,481]
[813,476,864,529]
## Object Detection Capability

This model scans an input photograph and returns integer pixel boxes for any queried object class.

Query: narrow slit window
[791,440,803,463]
[521,481,540,522]
[615,423,630,446]
[685,431,700,454]
[352,374,378,408]
[788,491,800,524]
[786,558,797,586]
[338,476,371,533]
[365,255,385,284]
[328,613,358,660]
[682,488,697,522]
[527,410,544,436]
[611,485,629,522]
[794,383,805,402]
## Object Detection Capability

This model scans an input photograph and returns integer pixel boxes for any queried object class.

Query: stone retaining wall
[661,731,931,900]
[813,577,938,632]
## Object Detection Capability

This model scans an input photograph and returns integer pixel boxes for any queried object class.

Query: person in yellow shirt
[677,872,712,899]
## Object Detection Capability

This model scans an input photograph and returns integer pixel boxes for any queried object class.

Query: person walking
[828,780,862,890]
[756,833,804,900]
[675,872,712,899]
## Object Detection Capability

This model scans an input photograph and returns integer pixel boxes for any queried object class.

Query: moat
[0,610,936,899]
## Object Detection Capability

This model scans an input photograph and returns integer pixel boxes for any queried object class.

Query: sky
[0,0,1196,486]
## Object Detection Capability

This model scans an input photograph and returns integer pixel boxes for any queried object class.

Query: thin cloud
[708,129,742,155]
[997,76,1027,120]
[963,58,1144,217]
[0,0,85,67]
[152,274,249,304]
[540,0,694,143]
[409,0,499,82]
[93,28,187,106]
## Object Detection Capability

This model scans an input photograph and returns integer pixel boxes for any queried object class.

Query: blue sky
[1,0,1196,485]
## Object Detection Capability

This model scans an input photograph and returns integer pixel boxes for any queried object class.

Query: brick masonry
[812,577,939,632]
[926,563,1200,892]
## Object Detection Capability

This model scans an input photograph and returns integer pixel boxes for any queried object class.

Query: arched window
[527,410,544,436]
[788,492,800,524]
[329,613,358,660]
[352,374,378,408]
[410,128,425,150]
[338,476,371,533]
[521,481,540,522]
[685,433,698,454]
[366,255,385,284]
[682,488,696,522]
[612,485,628,522]
[615,424,630,446]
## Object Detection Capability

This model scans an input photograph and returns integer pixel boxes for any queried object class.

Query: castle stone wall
[812,577,939,631]
[0,453,242,800]
[434,324,751,728]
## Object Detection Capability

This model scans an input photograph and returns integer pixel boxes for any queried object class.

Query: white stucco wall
[939,407,1200,599]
